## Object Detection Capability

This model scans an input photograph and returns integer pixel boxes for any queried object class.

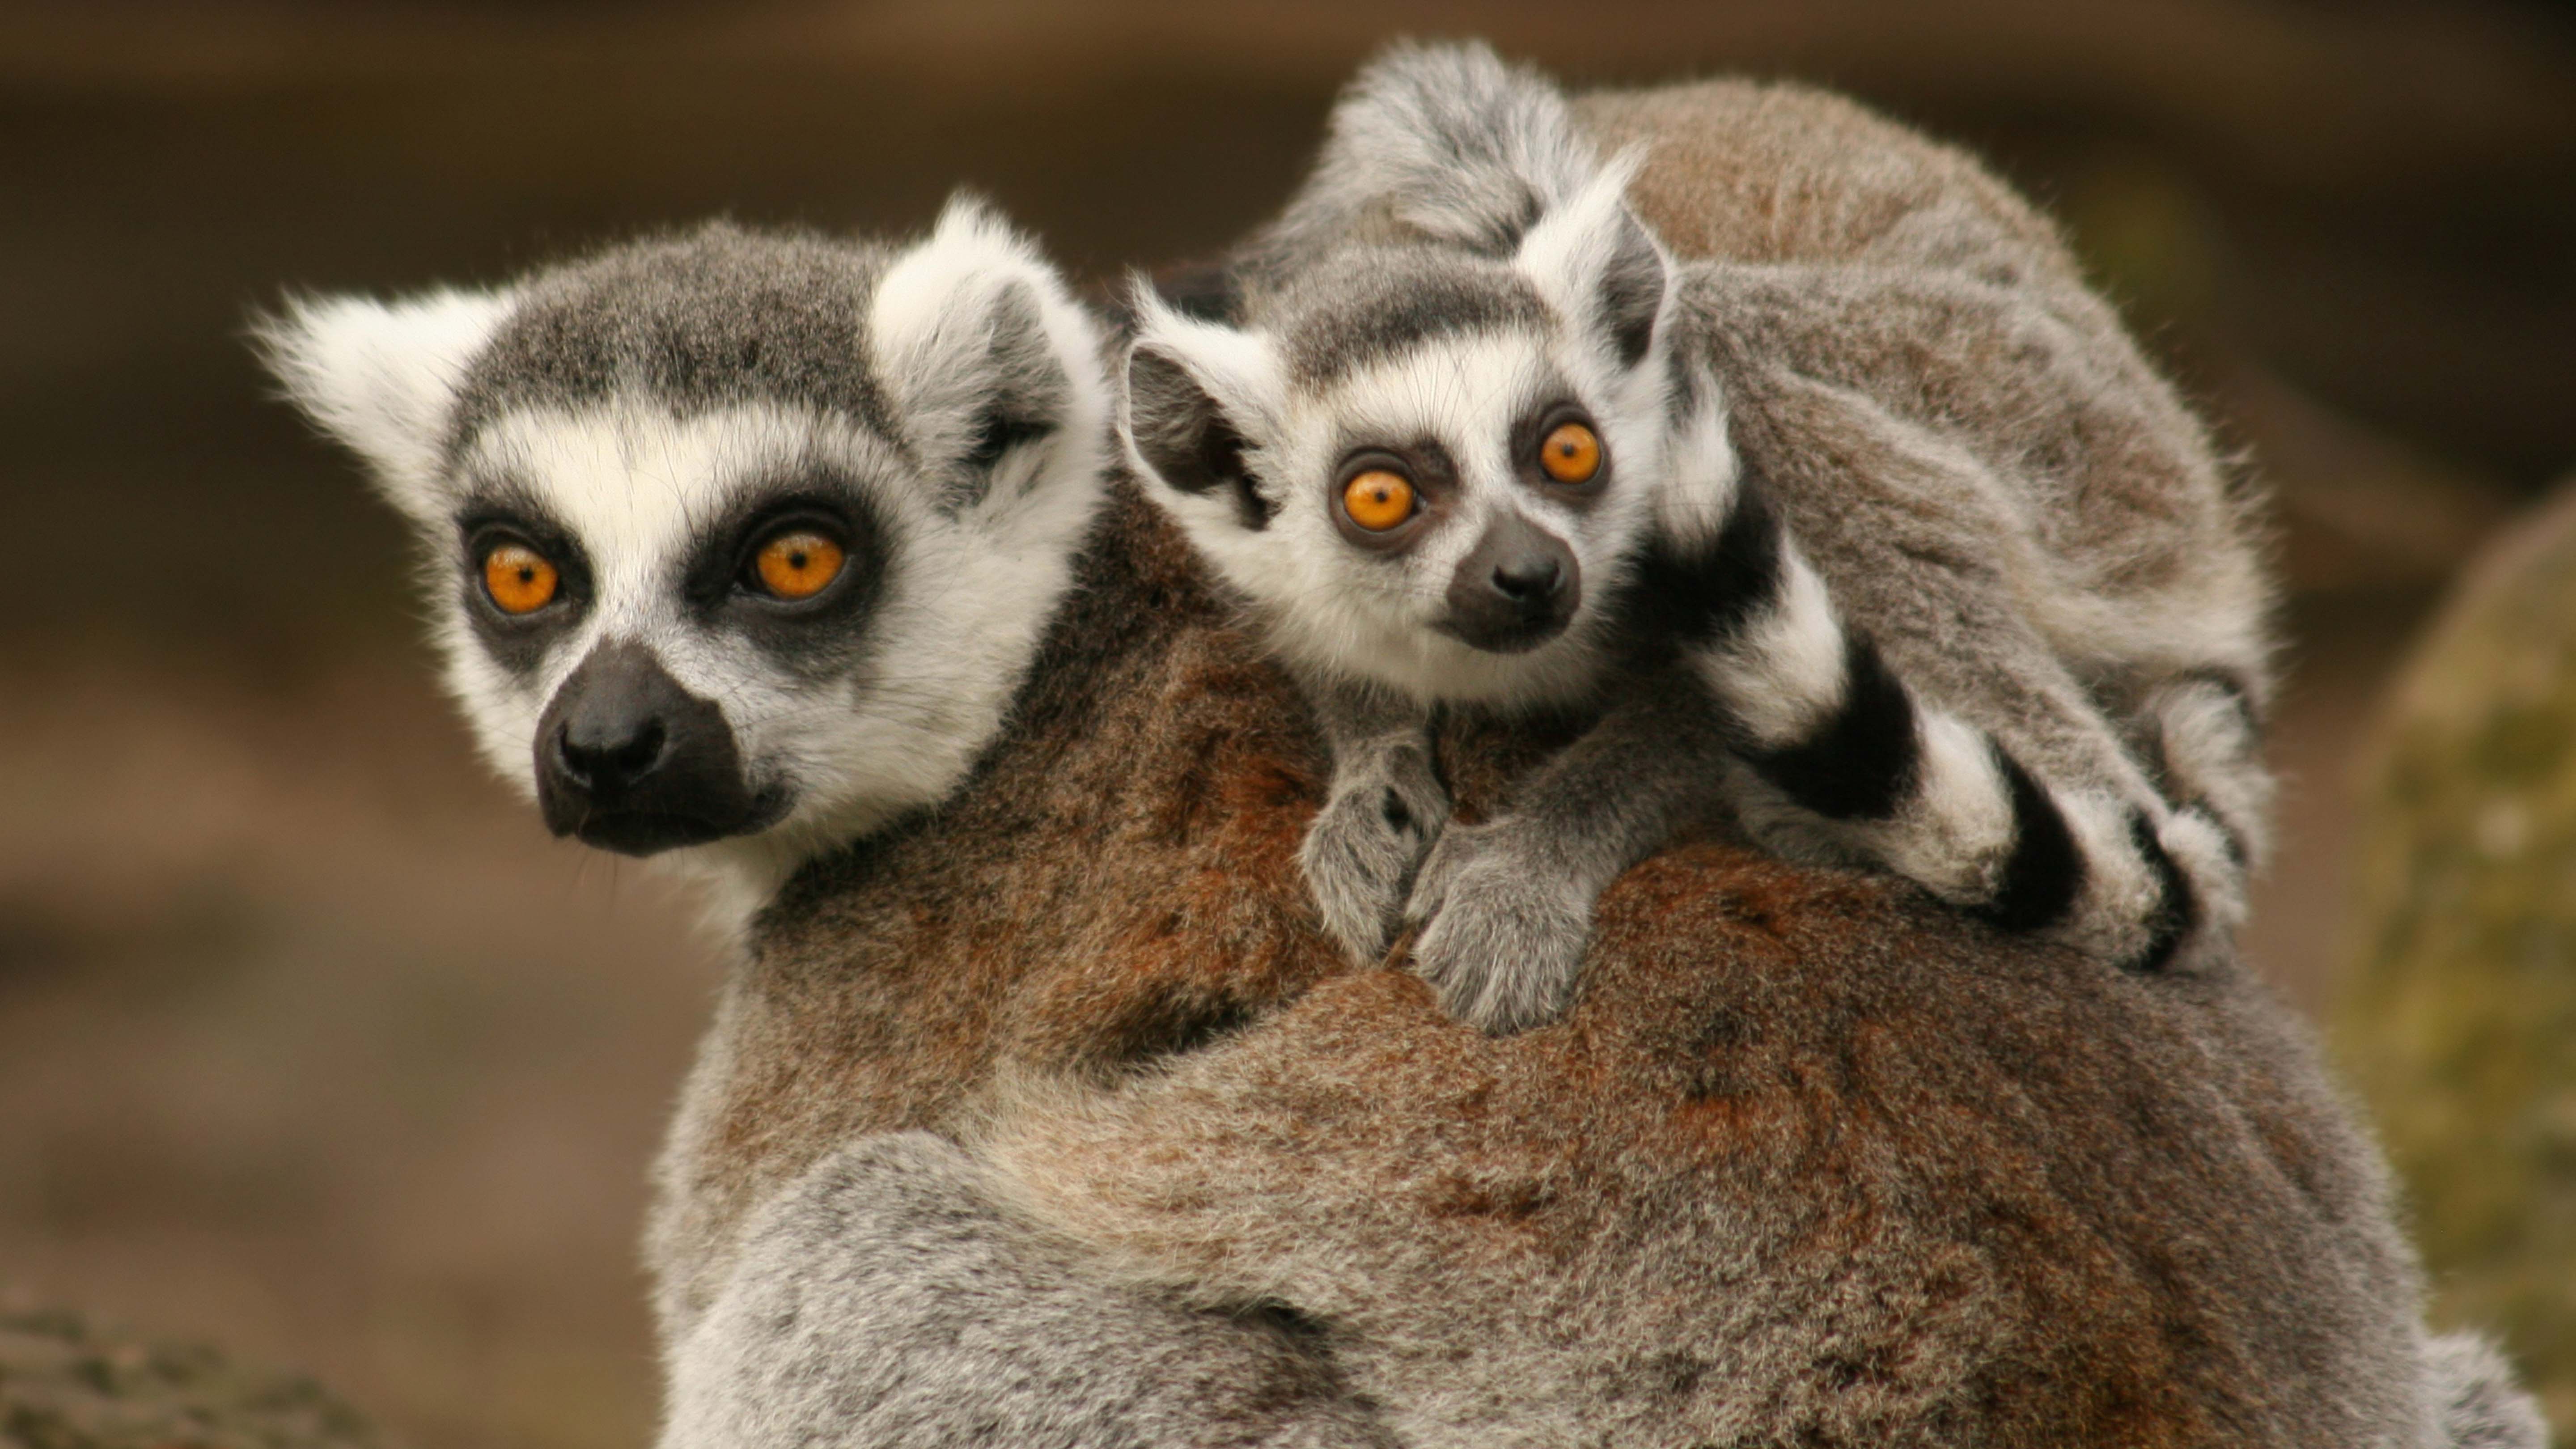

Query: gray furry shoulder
[660,1131,1393,1449]
[2425,1332,2550,1449]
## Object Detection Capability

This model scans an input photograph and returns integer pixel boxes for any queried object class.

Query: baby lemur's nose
[1441,513,1583,654]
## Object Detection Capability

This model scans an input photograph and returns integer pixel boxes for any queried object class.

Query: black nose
[1441,513,1582,654]
[1490,555,1562,603]
[532,640,778,855]
[555,712,668,794]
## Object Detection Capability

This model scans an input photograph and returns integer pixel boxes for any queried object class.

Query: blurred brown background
[2,3,2570,1446]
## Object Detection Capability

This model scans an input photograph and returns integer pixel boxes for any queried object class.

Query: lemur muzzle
[534,640,773,855]
[1440,512,1579,654]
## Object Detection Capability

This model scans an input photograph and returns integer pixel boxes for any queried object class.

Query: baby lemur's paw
[1403,821,1593,1035]
[1301,746,1450,964]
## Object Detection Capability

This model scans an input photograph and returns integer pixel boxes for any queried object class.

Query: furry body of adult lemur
[257,94,2542,1449]
[260,206,1407,1442]
[665,483,2534,1448]
[1123,42,2272,1033]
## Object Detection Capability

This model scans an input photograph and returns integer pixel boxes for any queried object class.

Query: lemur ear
[868,194,1107,516]
[1120,288,1284,533]
[253,286,514,524]
[1513,152,1669,371]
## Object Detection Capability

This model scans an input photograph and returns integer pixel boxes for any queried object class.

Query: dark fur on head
[450,222,899,458]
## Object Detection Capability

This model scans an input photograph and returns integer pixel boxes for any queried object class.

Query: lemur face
[1123,167,1697,710]
[261,203,1108,910]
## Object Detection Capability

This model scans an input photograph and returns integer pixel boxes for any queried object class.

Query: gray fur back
[2427,1333,2550,1449]
[661,1132,1394,1449]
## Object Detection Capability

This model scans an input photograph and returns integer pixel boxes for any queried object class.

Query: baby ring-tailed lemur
[1123,42,2273,1033]
[258,200,1110,928]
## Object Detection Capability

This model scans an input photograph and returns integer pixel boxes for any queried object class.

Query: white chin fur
[1270,602,1614,712]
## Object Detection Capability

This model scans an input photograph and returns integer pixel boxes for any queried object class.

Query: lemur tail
[1243,40,1598,273]
[2425,1333,2549,1449]
[1644,479,2238,972]
[2141,671,2271,877]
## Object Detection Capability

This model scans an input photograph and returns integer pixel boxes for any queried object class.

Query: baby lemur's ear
[1513,153,1670,372]
[252,285,516,525]
[1120,287,1284,533]
[868,195,1107,516]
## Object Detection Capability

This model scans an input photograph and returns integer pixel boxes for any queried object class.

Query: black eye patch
[676,470,896,681]
[452,492,593,678]
[1513,401,1610,502]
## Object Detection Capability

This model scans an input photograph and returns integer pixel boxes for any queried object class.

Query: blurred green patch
[2056,152,2223,324]
[0,1301,377,1449]
[2337,483,2576,1445]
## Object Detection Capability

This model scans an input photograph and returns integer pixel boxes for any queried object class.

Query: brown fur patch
[649,487,2421,1445]
[644,72,2398,1446]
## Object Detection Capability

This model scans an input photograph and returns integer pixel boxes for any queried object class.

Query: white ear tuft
[252,287,514,521]
[1513,148,1671,372]
[867,193,1108,513]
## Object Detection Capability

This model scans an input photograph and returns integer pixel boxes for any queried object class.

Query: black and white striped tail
[2139,670,2271,882]
[1634,483,2241,971]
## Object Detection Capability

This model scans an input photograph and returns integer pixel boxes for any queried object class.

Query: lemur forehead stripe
[1274,249,1548,386]
[448,222,898,462]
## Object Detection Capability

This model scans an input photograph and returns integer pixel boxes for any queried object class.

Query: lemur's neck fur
[750,481,1191,928]
[661,480,1114,934]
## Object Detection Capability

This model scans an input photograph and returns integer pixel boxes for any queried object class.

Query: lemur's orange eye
[1342,469,1416,531]
[1538,421,1602,484]
[753,530,846,600]
[482,542,559,614]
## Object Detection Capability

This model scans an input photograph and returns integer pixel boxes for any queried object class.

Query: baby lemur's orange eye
[1539,421,1602,484]
[753,530,846,600]
[482,542,559,614]
[1342,469,1416,531]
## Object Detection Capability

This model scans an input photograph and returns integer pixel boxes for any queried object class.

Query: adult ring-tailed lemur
[261,201,1410,1444]
[1122,41,2273,1034]
[256,50,2545,1449]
